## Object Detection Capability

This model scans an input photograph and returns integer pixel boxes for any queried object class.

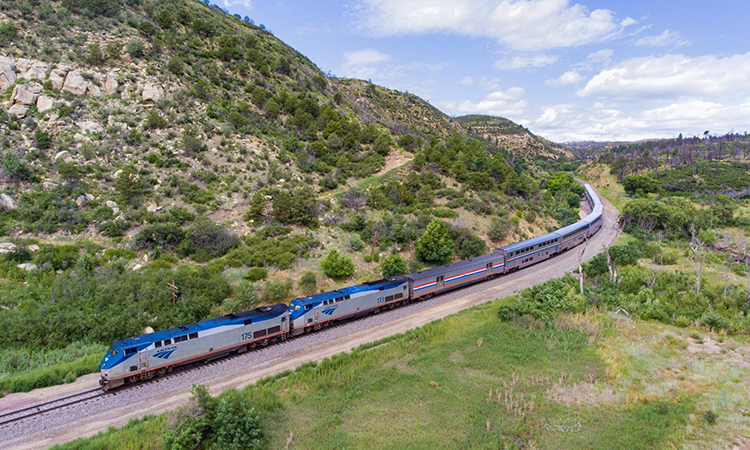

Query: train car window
[244,319,252,325]
[155,341,162,348]
[379,287,384,291]
[189,333,198,340]
[385,295,394,302]
[125,348,136,355]
[175,335,187,343]
[345,295,351,300]
[164,339,171,345]
[268,325,281,334]
[305,305,313,310]
[253,329,267,339]
[395,293,403,300]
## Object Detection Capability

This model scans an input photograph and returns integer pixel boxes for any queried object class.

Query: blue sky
[220,0,750,142]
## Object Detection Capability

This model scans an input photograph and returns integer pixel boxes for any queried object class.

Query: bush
[34,128,52,149]
[126,38,145,59]
[145,111,168,129]
[135,223,186,251]
[261,280,292,303]
[244,267,268,282]
[34,245,80,271]
[380,254,406,277]
[415,219,453,264]
[299,271,317,295]
[347,234,364,252]
[453,228,487,260]
[167,56,185,75]
[321,249,354,280]
[180,218,241,260]
[488,216,513,242]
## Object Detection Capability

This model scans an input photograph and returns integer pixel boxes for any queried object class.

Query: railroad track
[0,387,108,427]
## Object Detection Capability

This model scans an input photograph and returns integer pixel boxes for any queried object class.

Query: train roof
[496,231,561,253]
[290,276,409,306]
[111,303,289,350]
[407,253,497,280]
[556,219,589,236]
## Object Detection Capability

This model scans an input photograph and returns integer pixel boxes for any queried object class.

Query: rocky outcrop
[0,193,15,210]
[104,73,118,94]
[17,263,38,271]
[142,83,165,102]
[77,121,103,134]
[0,56,16,90]
[8,104,28,116]
[0,243,17,253]
[22,61,50,81]
[62,71,88,96]
[49,66,68,90]
[36,95,54,113]
[11,82,43,105]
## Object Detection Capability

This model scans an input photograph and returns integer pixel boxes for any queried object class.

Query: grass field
[50,291,750,450]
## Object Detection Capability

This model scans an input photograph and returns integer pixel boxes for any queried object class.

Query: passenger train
[100,184,604,389]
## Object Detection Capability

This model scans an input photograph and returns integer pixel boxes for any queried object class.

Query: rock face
[0,193,15,209]
[87,83,102,97]
[62,71,88,96]
[49,67,68,90]
[142,84,165,102]
[22,61,50,81]
[0,56,16,90]
[104,74,118,94]
[8,104,28,116]
[36,95,54,113]
[77,121,103,134]
[11,82,43,105]
[0,243,17,253]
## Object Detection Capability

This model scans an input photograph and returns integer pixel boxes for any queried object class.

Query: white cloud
[222,0,252,9]
[577,52,750,101]
[479,77,503,91]
[635,29,689,47]
[495,54,558,70]
[546,70,584,86]
[341,49,390,79]
[356,0,633,51]
[460,76,475,85]
[587,48,614,64]
[441,87,528,118]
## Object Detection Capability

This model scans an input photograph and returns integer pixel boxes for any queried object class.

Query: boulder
[104,74,118,94]
[73,133,91,143]
[120,85,130,100]
[15,58,31,73]
[76,195,87,207]
[77,121,103,134]
[22,61,50,81]
[106,200,119,214]
[85,193,95,201]
[0,243,17,254]
[0,193,15,210]
[87,83,102,97]
[7,104,28,117]
[12,82,43,105]
[0,56,16,90]
[147,204,158,213]
[49,68,68,90]
[62,71,88,96]
[28,244,40,252]
[36,95,54,113]
[17,263,38,271]
[42,181,58,190]
[141,83,165,102]
[54,150,71,160]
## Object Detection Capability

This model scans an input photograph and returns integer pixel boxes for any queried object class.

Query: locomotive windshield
[108,346,118,356]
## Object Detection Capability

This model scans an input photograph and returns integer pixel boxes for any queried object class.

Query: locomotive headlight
[103,371,108,378]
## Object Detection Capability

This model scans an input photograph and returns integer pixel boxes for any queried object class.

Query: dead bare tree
[688,225,707,294]
[601,223,621,283]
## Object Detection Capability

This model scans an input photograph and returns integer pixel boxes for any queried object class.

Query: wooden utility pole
[370,231,378,261]
[167,280,178,308]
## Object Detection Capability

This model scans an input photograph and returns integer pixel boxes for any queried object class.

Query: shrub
[415,219,453,264]
[321,249,354,280]
[135,223,186,251]
[380,254,406,278]
[85,43,105,66]
[244,267,268,282]
[1,151,32,182]
[453,228,487,260]
[299,271,317,295]
[700,311,729,332]
[145,111,168,129]
[261,280,292,303]
[182,134,207,156]
[167,56,185,75]
[126,38,145,59]
[347,235,365,252]
[34,128,52,149]
[488,216,513,242]
[181,218,241,259]
[34,245,80,271]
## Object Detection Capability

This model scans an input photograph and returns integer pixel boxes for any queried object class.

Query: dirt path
[4,189,619,450]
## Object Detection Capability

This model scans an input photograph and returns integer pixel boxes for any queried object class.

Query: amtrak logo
[153,347,177,359]
[321,305,338,316]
